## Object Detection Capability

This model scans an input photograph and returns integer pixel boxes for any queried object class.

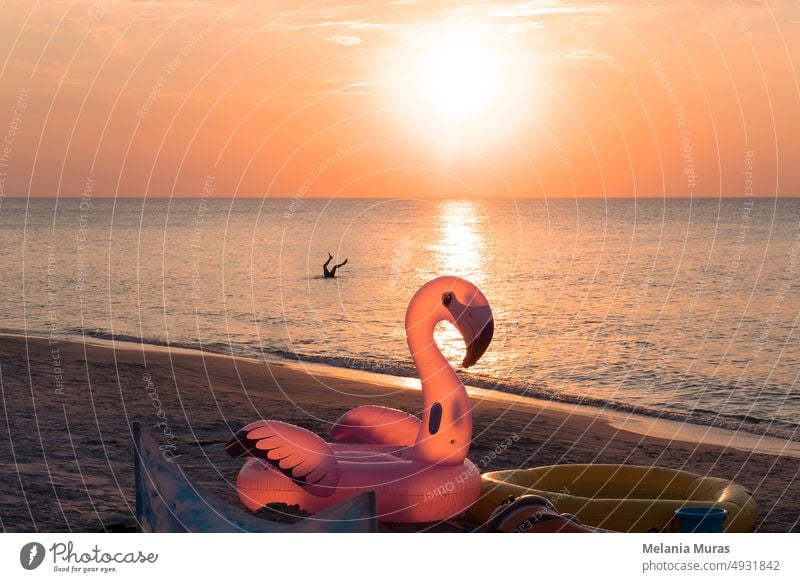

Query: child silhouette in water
[323,252,348,278]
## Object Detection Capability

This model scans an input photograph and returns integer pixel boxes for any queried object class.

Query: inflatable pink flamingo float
[226,276,494,522]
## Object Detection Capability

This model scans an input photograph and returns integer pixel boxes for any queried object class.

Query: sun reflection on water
[433,200,486,280]
[432,200,487,365]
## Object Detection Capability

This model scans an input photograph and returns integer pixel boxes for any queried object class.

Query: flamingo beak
[444,293,494,368]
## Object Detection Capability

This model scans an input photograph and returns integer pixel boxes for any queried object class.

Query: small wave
[263,349,418,378]
[726,413,767,425]
[68,328,190,350]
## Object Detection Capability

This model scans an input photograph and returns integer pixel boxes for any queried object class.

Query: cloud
[562,47,607,60]
[326,35,363,46]
[505,21,545,33]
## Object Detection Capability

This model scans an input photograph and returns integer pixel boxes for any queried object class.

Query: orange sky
[0,1,798,198]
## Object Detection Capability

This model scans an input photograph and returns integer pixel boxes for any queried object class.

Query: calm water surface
[1,197,798,440]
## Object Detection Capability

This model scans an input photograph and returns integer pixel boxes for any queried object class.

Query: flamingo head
[408,276,494,368]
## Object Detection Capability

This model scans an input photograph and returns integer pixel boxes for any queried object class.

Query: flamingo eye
[442,292,453,306]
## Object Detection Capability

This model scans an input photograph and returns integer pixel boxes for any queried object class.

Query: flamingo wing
[330,405,421,446]
[225,420,340,497]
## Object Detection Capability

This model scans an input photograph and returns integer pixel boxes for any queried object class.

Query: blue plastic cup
[674,507,728,533]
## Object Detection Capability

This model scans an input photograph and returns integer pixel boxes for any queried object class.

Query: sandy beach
[0,332,797,532]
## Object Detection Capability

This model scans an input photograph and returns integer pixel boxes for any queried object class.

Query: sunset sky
[1,1,798,198]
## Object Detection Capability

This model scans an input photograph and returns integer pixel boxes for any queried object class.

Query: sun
[388,22,525,139]
[418,28,501,120]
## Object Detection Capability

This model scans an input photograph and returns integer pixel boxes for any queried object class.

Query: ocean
[1,196,798,441]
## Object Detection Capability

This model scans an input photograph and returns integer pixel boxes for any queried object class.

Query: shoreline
[0,332,798,532]
[281,357,800,459]
[7,327,798,450]
[14,330,800,458]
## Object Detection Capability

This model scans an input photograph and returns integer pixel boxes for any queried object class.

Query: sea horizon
[6,195,800,200]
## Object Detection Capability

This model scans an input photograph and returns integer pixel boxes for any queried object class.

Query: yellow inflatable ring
[469,465,757,532]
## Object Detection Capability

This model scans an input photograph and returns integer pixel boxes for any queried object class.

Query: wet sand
[0,333,797,532]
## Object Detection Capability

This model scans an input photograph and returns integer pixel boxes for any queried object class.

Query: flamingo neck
[407,314,472,465]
